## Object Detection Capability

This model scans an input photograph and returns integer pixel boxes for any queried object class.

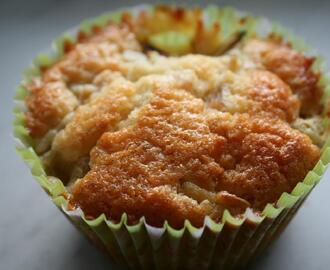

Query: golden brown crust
[48,62,301,181]
[208,69,300,122]
[52,79,136,162]
[207,112,320,208]
[25,24,141,138]
[243,38,322,116]
[24,16,325,228]
[25,79,78,137]
[71,89,319,227]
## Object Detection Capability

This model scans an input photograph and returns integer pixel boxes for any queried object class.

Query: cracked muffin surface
[24,7,327,228]
[71,88,319,228]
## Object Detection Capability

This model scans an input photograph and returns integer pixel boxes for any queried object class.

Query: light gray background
[0,0,329,269]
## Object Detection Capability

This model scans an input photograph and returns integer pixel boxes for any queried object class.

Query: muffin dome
[24,6,325,228]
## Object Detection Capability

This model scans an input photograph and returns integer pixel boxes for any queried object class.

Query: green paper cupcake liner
[14,5,330,270]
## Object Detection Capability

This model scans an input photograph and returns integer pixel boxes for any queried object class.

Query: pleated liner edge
[13,5,330,270]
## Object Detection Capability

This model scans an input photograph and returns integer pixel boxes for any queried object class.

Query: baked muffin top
[25,6,326,228]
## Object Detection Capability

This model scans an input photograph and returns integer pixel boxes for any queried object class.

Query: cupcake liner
[14,5,330,270]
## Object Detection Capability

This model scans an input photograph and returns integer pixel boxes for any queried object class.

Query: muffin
[15,5,330,269]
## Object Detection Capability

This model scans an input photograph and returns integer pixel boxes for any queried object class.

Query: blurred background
[0,0,329,269]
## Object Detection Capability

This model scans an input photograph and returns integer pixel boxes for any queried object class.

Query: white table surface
[1,0,329,269]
